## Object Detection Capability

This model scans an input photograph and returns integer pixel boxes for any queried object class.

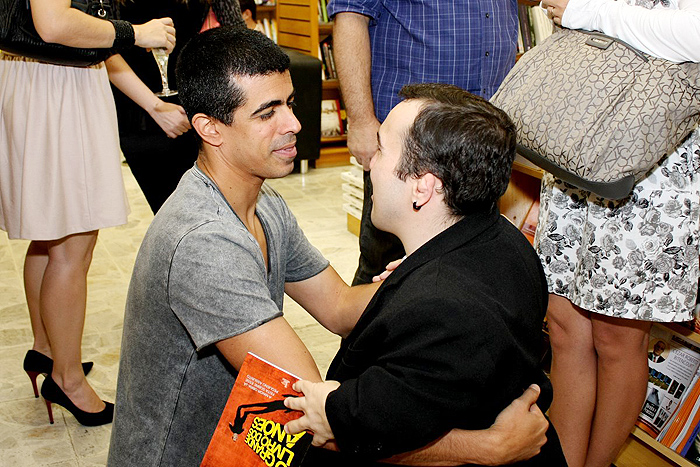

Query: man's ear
[411,173,442,210]
[242,9,253,21]
[192,113,223,147]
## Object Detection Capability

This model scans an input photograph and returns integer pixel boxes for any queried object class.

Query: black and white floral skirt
[534,129,700,322]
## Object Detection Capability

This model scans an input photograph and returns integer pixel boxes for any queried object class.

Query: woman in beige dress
[0,0,188,425]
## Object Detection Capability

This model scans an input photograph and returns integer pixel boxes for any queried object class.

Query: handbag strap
[574,29,649,62]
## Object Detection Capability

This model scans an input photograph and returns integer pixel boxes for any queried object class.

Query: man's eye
[260,110,275,121]
[288,101,297,108]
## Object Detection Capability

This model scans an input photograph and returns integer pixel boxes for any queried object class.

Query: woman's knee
[46,231,99,272]
[547,295,594,352]
[591,315,650,361]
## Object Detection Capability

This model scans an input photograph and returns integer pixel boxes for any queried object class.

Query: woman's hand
[148,100,191,138]
[541,0,570,25]
[134,18,176,53]
[284,380,341,446]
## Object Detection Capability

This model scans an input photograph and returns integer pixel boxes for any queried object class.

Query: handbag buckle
[97,0,107,18]
[585,36,613,50]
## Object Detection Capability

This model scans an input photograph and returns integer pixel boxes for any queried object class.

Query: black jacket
[304,208,565,466]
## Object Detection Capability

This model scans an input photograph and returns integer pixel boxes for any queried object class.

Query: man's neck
[399,211,462,257]
[196,156,262,231]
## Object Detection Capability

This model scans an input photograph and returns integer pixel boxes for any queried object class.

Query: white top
[561,0,700,62]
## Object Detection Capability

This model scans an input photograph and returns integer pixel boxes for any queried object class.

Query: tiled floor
[0,163,359,466]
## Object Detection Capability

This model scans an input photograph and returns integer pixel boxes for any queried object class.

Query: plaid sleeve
[327,0,382,20]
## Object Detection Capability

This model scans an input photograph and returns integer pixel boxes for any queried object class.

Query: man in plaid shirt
[327,0,519,285]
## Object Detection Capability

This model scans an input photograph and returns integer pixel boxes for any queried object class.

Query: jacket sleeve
[324,295,515,459]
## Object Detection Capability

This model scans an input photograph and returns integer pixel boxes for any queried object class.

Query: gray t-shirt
[107,166,329,466]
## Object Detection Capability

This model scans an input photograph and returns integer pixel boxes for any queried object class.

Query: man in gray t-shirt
[107,28,380,467]
[108,27,548,467]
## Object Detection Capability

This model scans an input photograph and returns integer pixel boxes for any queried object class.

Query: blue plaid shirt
[327,0,518,122]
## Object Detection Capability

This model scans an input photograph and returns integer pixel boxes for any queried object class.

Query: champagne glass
[152,48,178,97]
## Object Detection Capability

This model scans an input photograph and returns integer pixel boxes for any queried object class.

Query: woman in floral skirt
[534,0,700,465]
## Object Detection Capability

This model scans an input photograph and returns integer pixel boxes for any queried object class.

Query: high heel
[40,376,113,426]
[23,350,94,398]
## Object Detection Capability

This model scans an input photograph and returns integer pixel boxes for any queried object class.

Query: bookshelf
[276,0,351,168]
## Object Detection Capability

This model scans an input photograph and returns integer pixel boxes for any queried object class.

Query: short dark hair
[395,83,516,216]
[175,26,290,124]
[238,0,257,20]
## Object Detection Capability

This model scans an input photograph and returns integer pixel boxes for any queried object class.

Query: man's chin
[370,211,391,234]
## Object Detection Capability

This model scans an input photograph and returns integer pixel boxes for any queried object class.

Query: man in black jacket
[286,83,566,466]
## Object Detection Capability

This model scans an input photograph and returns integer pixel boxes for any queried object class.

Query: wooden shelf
[258,5,276,13]
[614,427,695,467]
[513,155,544,179]
[319,22,333,37]
[318,145,350,168]
[322,79,340,90]
[664,323,700,346]
[321,134,347,144]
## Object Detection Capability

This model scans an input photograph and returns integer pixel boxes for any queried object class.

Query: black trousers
[120,129,198,214]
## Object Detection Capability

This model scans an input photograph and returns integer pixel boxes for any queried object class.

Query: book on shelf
[636,325,700,440]
[684,423,700,464]
[320,39,337,80]
[528,6,554,45]
[321,99,344,137]
[517,3,534,52]
[318,0,329,23]
[200,353,312,467]
[517,3,554,54]
[658,372,700,449]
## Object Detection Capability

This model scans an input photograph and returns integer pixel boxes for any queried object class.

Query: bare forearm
[382,430,501,466]
[106,55,160,113]
[333,13,376,125]
[335,282,380,336]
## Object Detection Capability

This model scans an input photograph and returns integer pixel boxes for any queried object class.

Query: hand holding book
[284,380,341,447]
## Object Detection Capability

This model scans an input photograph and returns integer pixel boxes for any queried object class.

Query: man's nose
[285,106,302,134]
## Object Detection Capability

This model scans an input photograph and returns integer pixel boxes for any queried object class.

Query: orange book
[660,378,700,447]
[201,353,312,467]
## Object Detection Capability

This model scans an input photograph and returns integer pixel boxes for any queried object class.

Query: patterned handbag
[490,27,700,200]
[0,0,116,66]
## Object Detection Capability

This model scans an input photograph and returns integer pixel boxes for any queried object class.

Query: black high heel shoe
[23,350,94,398]
[40,375,114,426]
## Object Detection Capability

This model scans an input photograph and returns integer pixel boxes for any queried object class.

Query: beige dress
[0,53,129,240]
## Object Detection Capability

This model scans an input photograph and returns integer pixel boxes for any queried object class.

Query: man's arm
[285,383,548,465]
[382,385,548,466]
[285,266,379,338]
[215,316,323,382]
[333,12,380,170]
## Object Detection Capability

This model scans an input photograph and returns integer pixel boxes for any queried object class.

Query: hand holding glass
[152,48,178,97]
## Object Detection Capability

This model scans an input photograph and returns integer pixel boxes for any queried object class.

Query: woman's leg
[24,241,51,356]
[41,230,105,413]
[585,314,651,467]
[546,294,597,467]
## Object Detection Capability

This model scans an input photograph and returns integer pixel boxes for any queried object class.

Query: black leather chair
[284,48,322,172]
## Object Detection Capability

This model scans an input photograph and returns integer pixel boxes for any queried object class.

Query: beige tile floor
[0,163,359,466]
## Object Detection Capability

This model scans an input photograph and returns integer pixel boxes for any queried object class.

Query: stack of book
[635,325,700,465]
[517,4,554,54]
